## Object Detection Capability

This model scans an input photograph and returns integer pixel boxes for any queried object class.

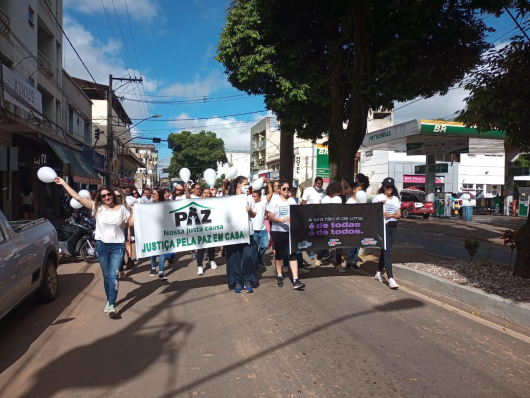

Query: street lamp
[118,114,162,180]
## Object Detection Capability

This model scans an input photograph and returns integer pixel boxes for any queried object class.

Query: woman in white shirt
[314,182,345,273]
[345,183,364,268]
[267,180,306,290]
[54,178,133,317]
[372,177,401,289]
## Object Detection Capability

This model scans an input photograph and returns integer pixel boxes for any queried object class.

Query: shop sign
[258,172,270,178]
[420,120,505,139]
[2,65,43,119]
[403,175,444,184]
[316,144,329,182]
[407,137,469,155]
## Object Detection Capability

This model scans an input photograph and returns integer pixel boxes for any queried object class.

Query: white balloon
[356,191,368,204]
[70,198,83,209]
[225,166,238,179]
[204,168,217,186]
[252,178,264,191]
[179,168,191,183]
[125,196,136,206]
[37,167,57,183]
[78,189,91,199]
[173,182,178,187]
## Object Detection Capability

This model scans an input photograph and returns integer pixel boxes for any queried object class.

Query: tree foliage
[168,131,228,181]
[217,0,490,181]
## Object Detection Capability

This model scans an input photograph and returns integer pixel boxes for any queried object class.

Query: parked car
[0,210,59,320]
[400,191,435,219]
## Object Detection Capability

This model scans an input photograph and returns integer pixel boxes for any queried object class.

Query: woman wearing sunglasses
[373,177,401,289]
[131,189,141,202]
[54,178,133,318]
[267,180,306,290]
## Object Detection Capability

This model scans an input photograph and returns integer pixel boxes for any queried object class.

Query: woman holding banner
[149,189,169,281]
[345,183,364,269]
[373,177,401,289]
[314,182,345,273]
[195,185,217,275]
[267,180,306,290]
[225,176,258,293]
[54,178,133,318]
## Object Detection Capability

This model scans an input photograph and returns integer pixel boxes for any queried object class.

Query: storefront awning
[45,138,101,185]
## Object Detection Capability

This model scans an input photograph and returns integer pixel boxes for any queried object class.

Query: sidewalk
[400,215,526,245]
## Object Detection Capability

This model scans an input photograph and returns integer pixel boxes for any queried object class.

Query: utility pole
[105,74,113,186]
[105,74,143,186]
[305,156,309,184]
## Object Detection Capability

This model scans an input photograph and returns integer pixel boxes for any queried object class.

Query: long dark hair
[21,185,32,196]
[154,188,165,202]
[93,185,120,216]
[356,173,370,191]
[379,185,400,198]
[326,181,342,197]
[229,176,248,195]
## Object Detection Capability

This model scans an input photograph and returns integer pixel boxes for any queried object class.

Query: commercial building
[127,143,158,188]
[0,0,100,220]
[359,119,506,198]
[71,77,144,188]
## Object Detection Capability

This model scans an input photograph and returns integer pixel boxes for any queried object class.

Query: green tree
[216,0,490,182]
[168,131,228,182]
[458,1,530,278]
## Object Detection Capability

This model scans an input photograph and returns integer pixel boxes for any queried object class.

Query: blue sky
[62,1,522,170]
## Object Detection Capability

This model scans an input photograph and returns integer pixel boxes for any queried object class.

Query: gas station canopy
[362,120,505,154]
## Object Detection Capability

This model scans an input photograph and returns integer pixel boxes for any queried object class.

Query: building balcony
[0,7,9,39]
[37,50,54,78]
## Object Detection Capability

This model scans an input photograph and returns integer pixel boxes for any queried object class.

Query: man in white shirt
[301,177,325,259]
[251,190,269,267]
[140,187,154,204]
[190,183,202,199]
[301,177,325,205]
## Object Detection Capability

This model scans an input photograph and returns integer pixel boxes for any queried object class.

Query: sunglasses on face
[101,193,112,199]
[281,187,290,191]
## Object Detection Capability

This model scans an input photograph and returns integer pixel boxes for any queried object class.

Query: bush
[463,239,480,262]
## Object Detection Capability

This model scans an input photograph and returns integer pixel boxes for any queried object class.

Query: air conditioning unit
[259,159,265,165]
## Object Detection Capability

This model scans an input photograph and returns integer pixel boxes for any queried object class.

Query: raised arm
[54,177,93,210]
[341,179,353,196]
[266,179,274,202]
[184,183,191,199]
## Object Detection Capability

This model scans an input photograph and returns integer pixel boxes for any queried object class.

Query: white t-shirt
[190,194,201,199]
[302,186,325,204]
[266,196,297,232]
[173,195,185,201]
[321,195,342,204]
[251,199,268,231]
[372,194,401,224]
[140,196,153,204]
[346,196,357,204]
[93,204,130,243]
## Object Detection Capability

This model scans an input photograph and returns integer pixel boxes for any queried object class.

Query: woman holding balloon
[53,177,133,318]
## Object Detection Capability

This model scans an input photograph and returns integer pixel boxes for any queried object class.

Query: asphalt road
[0,253,529,398]
[398,227,514,265]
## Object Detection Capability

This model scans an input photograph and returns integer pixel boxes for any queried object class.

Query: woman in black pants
[267,180,306,290]
[372,177,401,289]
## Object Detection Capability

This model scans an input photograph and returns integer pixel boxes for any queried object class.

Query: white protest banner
[134,195,250,258]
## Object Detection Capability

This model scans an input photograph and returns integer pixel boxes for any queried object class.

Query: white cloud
[167,111,272,151]
[63,16,161,121]
[158,70,231,97]
[64,0,160,21]
[393,88,469,124]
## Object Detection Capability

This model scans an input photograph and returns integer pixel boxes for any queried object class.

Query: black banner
[289,203,386,253]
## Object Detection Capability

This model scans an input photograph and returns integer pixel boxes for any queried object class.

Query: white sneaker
[388,278,399,289]
[197,266,204,275]
[298,268,310,275]
[210,261,217,270]
[374,272,386,282]
[282,266,289,274]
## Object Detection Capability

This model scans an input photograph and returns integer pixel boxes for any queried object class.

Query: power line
[111,0,136,77]
[100,0,131,75]
[128,110,268,121]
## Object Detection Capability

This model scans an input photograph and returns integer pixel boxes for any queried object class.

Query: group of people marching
[54,172,402,318]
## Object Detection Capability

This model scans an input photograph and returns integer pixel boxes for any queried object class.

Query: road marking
[402,286,530,344]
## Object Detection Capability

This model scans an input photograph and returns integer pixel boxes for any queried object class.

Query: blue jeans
[253,230,270,265]
[348,247,359,264]
[96,241,125,306]
[150,254,167,272]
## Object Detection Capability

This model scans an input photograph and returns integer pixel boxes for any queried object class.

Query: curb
[360,245,425,257]
[393,263,530,327]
